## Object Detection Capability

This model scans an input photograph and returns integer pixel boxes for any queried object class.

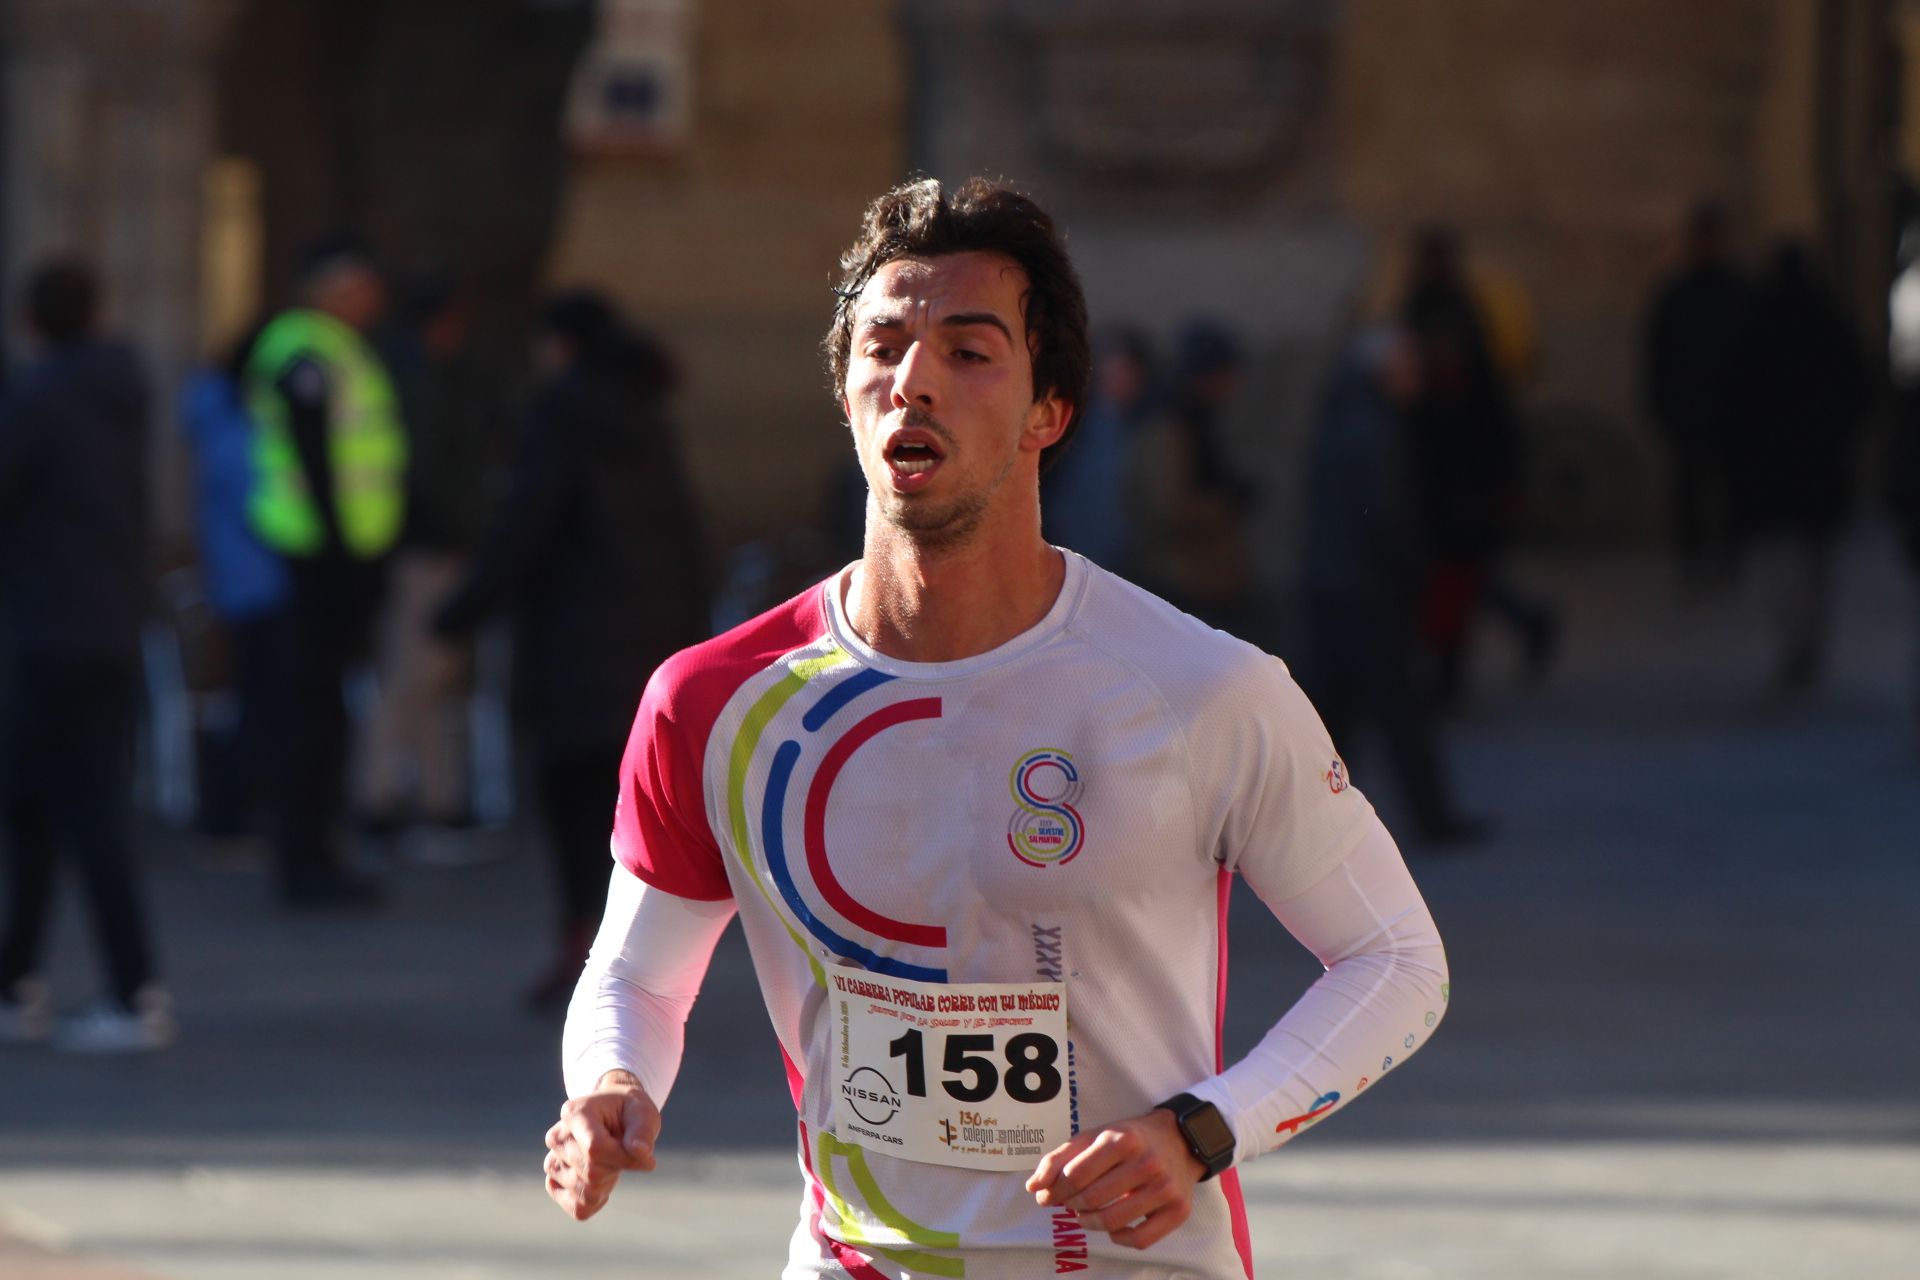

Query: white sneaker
[54,987,176,1054]
[0,977,53,1045]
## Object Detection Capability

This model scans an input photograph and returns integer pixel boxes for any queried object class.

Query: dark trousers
[262,559,380,889]
[196,614,279,838]
[0,654,157,1005]
[1670,434,1739,577]
[1306,598,1458,836]
[536,740,626,935]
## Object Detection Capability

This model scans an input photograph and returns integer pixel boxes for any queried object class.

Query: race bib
[829,971,1070,1171]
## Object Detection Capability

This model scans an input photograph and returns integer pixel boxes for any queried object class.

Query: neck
[846,501,1065,665]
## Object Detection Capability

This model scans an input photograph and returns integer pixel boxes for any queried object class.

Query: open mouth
[885,428,946,483]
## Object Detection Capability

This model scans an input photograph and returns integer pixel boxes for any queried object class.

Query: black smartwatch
[1156,1092,1235,1181]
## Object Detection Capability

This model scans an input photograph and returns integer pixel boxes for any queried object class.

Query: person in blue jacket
[180,327,288,839]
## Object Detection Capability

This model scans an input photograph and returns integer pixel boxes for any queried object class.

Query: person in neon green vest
[244,234,407,910]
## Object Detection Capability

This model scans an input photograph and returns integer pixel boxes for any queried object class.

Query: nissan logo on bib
[841,1067,903,1125]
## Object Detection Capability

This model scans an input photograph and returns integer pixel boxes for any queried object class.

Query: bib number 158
[888,1027,1063,1104]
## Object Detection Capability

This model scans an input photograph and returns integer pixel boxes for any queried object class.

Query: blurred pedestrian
[1401,224,1558,704]
[361,275,495,843]
[1890,227,1920,741]
[1128,319,1256,627]
[245,234,408,908]
[180,324,287,844]
[0,258,173,1051]
[1044,327,1153,571]
[1893,393,1920,744]
[434,291,708,1012]
[1303,327,1483,845]
[1643,201,1752,592]
[1730,241,1868,691]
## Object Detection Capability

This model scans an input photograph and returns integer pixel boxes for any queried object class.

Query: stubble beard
[879,484,992,554]
[866,406,1016,555]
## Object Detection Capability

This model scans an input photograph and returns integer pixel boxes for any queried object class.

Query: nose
[891,340,937,411]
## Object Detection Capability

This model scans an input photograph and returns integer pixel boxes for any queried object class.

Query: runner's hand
[1025,1108,1206,1250]
[545,1070,660,1221]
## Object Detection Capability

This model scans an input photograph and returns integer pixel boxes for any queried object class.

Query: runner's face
[843,252,1068,552]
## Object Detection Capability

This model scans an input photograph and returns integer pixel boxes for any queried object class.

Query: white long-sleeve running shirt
[564,552,1449,1280]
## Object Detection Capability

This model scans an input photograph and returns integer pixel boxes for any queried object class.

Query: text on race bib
[831,971,1071,1171]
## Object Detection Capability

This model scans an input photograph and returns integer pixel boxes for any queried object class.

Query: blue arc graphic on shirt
[802,666,894,732]
[761,666,946,982]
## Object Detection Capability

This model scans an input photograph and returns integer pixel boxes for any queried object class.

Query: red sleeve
[608,578,832,902]
[612,658,733,901]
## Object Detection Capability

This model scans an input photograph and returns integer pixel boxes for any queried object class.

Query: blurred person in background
[1128,318,1256,629]
[1401,224,1558,705]
[0,258,173,1051]
[1889,223,1920,741]
[245,234,407,909]
[1302,326,1483,846]
[1730,241,1868,691]
[1643,200,1752,593]
[361,274,495,848]
[434,291,708,1013]
[1043,327,1154,572]
[1893,388,1920,745]
[180,323,286,846]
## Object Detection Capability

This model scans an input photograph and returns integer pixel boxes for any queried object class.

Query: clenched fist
[544,1070,661,1221]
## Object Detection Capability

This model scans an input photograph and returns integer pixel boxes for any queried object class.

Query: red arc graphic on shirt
[803,696,947,948]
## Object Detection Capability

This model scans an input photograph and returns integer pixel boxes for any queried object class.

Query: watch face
[1183,1102,1235,1159]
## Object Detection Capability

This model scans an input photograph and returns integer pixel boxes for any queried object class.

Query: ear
[1021,391,1072,454]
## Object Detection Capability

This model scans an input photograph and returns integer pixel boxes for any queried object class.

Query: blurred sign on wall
[1036,24,1326,199]
[565,0,694,156]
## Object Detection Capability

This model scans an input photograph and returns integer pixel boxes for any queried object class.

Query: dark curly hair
[825,177,1090,471]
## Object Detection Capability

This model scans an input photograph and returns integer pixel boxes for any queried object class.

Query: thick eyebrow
[855,311,1016,345]
[939,312,1015,344]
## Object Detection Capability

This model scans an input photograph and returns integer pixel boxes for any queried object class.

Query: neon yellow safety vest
[244,308,407,558]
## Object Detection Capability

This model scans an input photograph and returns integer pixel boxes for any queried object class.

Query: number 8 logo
[1007,749,1086,867]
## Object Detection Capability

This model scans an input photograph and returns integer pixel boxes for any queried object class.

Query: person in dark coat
[0,259,172,1051]
[1044,328,1154,573]
[1643,201,1752,590]
[1400,225,1557,704]
[435,291,709,1010]
[1302,327,1482,845]
[1892,228,1920,740]
[1126,320,1256,628]
[1893,387,1920,741]
[362,276,497,836]
[1731,241,1869,689]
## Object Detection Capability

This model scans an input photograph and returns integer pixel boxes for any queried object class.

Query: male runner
[543,178,1450,1278]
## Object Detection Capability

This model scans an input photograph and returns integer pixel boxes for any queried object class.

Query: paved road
[3,536,1917,1278]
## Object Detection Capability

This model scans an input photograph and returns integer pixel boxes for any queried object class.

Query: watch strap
[1156,1091,1234,1181]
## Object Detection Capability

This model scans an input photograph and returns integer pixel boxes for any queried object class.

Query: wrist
[1148,1108,1208,1181]
[1155,1092,1236,1182]
[596,1068,642,1093]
